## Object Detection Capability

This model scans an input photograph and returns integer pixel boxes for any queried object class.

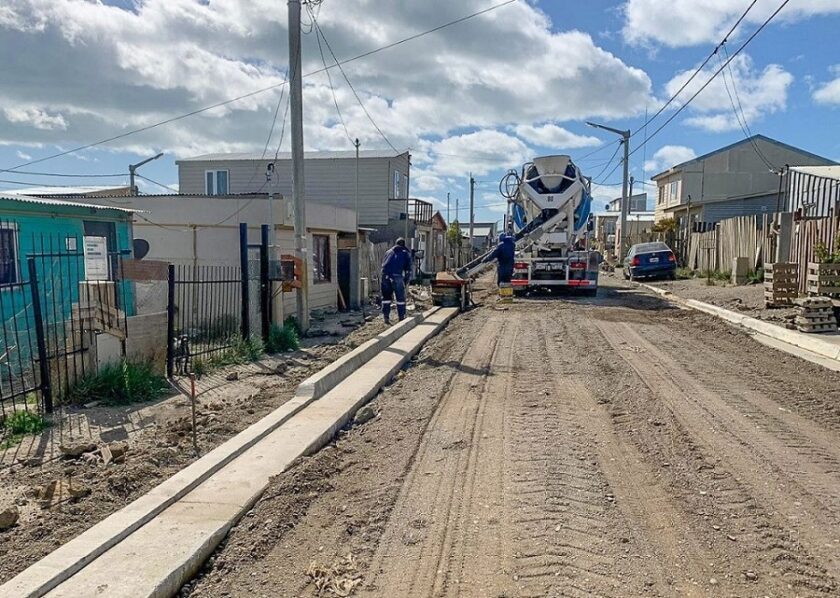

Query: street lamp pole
[587,122,630,258]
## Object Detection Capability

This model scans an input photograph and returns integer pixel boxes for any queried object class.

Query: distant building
[652,135,835,225]
[469,221,499,252]
[176,150,409,227]
[605,192,647,213]
[594,210,655,254]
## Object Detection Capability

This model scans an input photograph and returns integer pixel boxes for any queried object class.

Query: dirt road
[187,279,840,597]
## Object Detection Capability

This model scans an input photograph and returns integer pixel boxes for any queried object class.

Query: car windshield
[634,242,670,254]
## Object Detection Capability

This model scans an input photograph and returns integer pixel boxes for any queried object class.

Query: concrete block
[732,257,750,285]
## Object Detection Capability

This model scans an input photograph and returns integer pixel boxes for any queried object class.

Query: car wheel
[668,271,677,281]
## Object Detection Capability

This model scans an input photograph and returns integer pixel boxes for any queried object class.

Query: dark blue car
[623,242,676,280]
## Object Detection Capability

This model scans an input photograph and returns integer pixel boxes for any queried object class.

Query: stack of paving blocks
[793,296,838,333]
[764,262,798,308]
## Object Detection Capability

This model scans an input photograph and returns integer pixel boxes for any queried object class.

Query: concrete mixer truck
[457,155,599,296]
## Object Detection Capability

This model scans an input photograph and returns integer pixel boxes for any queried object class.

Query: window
[657,185,665,205]
[393,170,401,199]
[312,234,331,283]
[205,170,229,195]
[0,226,19,285]
[669,181,679,203]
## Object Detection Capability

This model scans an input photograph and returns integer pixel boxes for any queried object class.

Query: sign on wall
[83,236,109,280]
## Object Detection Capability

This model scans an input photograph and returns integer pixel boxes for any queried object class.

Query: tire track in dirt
[501,307,630,598]
[542,311,714,597]
[362,315,509,596]
[592,314,839,593]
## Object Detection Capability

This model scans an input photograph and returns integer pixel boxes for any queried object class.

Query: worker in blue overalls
[380,237,412,324]
[483,233,515,284]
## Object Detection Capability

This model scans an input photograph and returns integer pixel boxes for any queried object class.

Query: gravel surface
[636,272,801,325]
[184,278,840,597]
[0,314,389,584]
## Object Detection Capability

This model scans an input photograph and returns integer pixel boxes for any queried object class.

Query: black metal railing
[166,223,271,377]
[167,263,244,376]
[0,224,131,418]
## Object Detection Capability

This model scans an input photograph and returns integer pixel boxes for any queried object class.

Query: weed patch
[1,410,48,448]
[65,361,169,406]
[266,322,300,353]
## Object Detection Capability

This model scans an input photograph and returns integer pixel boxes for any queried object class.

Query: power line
[311,6,353,145]
[0,0,518,174]
[627,0,791,158]
[719,42,776,169]
[261,75,288,159]
[136,174,179,194]
[590,142,623,182]
[0,178,117,188]
[0,170,126,178]
[632,0,758,140]
[310,16,398,152]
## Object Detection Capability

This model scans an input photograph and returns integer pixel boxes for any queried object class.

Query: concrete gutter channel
[1,306,459,598]
[637,282,840,368]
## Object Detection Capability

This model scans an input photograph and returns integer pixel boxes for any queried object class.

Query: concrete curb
[1,311,433,598]
[138,308,460,598]
[637,282,840,363]
[294,311,427,402]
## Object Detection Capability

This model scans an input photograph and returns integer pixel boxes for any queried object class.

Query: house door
[337,249,351,311]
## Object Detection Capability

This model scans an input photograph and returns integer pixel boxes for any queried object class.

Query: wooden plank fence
[684,214,775,273]
[680,212,839,292]
[793,214,840,294]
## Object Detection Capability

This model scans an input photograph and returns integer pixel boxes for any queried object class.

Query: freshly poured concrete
[2,308,457,598]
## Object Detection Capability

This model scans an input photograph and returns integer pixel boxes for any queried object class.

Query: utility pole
[445,191,450,269]
[354,138,360,248]
[404,154,412,242]
[354,138,361,310]
[288,0,309,331]
[128,152,163,196]
[468,174,475,250]
[266,163,275,243]
[587,122,630,258]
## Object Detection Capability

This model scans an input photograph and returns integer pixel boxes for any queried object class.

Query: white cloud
[644,145,696,175]
[0,0,652,181]
[513,123,601,149]
[421,130,532,177]
[15,150,31,160]
[3,106,67,130]
[663,55,792,133]
[623,0,840,48]
[813,65,840,105]
[480,191,507,214]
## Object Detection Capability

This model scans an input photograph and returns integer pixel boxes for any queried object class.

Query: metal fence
[166,224,271,376]
[0,226,131,417]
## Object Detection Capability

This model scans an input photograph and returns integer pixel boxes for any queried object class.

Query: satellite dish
[133,238,150,260]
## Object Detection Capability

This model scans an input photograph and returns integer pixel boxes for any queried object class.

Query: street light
[586,122,630,258]
[128,152,164,196]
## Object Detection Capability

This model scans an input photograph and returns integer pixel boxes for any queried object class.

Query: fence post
[166,264,175,378]
[27,258,52,414]
[239,223,250,340]
[260,224,270,342]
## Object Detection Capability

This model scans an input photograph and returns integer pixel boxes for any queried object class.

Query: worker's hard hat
[396,237,406,247]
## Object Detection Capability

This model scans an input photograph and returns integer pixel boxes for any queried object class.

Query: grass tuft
[2,410,49,448]
[65,360,169,406]
[266,321,300,353]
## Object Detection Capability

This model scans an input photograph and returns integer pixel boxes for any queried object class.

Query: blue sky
[1,0,839,226]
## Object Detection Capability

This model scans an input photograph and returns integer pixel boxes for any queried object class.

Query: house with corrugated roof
[651,135,835,225]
